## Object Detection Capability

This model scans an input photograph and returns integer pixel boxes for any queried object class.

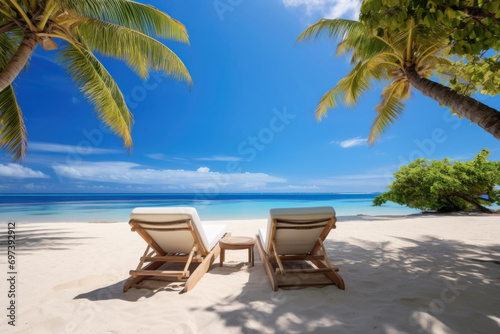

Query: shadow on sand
[0,225,94,255]
[73,233,499,333]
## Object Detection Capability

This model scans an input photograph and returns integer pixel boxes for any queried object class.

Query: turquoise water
[0,193,421,223]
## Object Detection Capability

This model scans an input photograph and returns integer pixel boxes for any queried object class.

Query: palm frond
[343,60,375,105]
[56,44,133,148]
[314,45,397,120]
[0,85,27,161]
[314,80,348,120]
[341,54,391,106]
[0,33,19,70]
[54,0,189,43]
[350,35,390,62]
[296,18,362,44]
[369,83,406,144]
[73,19,191,83]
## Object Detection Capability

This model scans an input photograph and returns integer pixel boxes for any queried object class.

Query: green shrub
[373,149,500,213]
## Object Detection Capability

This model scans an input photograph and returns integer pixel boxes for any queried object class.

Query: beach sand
[1,215,499,333]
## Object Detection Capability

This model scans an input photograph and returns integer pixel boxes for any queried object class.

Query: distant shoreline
[1,193,497,223]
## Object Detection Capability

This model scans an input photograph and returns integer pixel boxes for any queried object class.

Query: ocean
[0,193,421,223]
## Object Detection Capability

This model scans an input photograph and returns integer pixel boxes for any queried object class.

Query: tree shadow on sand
[190,237,500,333]
[71,233,499,333]
[0,225,94,255]
[72,263,250,303]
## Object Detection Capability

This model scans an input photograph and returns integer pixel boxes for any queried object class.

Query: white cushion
[130,207,226,254]
[264,206,336,255]
[203,224,228,251]
[259,227,267,250]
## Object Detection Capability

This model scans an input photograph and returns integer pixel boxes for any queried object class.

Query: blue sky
[0,0,499,194]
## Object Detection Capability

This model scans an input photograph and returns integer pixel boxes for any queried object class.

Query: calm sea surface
[0,193,421,223]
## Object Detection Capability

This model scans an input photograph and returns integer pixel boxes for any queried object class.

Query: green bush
[373,149,500,213]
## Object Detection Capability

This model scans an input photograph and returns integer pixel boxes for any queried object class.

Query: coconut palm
[0,0,192,161]
[297,18,500,142]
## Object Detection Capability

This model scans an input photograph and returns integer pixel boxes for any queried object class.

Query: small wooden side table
[219,236,255,267]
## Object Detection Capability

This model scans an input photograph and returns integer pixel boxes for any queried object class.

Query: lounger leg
[181,233,230,293]
[256,235,278,291]
[219,248,225,267]
[272,241,286,276]
[249,247,254,267]
[182,244,197,277]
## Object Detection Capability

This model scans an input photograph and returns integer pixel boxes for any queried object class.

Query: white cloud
[30,142,121,155]
[197,167,210,173]
[282,0,361,20]
[147,153,189,163]
[331,136,367,148]
[196,156,243,162]
[0,163,49,179]
[52,161,286,190]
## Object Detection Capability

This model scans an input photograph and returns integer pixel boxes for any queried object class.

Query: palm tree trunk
[405,65,500,141]
[0,34,38,92]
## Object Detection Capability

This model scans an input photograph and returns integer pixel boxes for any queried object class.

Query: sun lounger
[256,206,345,291]
[123,207,228,293]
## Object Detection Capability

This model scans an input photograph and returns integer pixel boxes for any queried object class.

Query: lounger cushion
[263,206,336,254]
[130,207,226,254]
[203,224,228,251]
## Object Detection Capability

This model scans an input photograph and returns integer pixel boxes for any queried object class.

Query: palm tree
[296,19,500,142]
[0,0,192,161]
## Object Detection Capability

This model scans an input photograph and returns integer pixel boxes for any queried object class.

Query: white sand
[1,215,500,333]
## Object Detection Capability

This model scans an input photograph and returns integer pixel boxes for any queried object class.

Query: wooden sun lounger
[256,207,345,291]
[123,208,227,293]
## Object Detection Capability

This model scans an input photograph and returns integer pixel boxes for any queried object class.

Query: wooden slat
[130,218,191,226]
[276,268,333,275]
[311,259,345,290]
[130,270,185,278]
[256,234,278,292]
[272,240,286,276]
[278,255,325,261]
[276,225,328,230]
[139,227,191,232]
[311,217,337,255]
[123,261,164,292]
[143,256,203,263]
[276,218,331,224]
[182,244,197,277]
[278,282,336,288]
[181,232,231,293]
[136,245,151,270]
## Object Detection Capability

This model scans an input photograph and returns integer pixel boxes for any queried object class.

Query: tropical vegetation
[297,0,500,142]
[0,0,192,161]
[373,149,500,213]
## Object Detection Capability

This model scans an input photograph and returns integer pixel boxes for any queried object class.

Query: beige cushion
[262,206,336,254]
[130,207,226,254]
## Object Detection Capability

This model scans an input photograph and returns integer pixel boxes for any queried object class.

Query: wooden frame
[123,218,228,293]
[256,216,345,291]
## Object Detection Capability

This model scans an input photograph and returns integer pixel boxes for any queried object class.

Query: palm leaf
[0,85,27,161]
[0,33,19,70]
[296,18,362,44]
[315,53,391,119]
[369,83,406,143]
[314,79,350,120]
[56,44,133,148]
[54,0,189,43]
[73,19,192,83]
